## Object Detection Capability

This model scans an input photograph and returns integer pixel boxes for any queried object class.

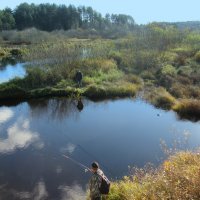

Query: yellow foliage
[105,152,200,200]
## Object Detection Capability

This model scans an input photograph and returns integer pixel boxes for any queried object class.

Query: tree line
[0,3,135,31]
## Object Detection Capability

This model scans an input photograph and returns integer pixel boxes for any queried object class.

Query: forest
[0,3,135,32]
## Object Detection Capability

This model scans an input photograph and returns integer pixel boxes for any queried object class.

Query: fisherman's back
[89,166,104,200]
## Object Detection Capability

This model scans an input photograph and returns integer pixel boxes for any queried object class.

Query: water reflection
[0,63,26,83]
[0,181,48,200]
[58,184,86,200]
[0,119,39,154]
[60,143,76,155]
[0,108,14,123]
[0,98,199,199]
[77,99,84,112]
[28,98,85,121]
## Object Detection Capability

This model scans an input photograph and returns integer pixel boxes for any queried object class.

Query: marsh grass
[105,151,200,200]
[144,87,176,110]
[173,99,200,121]
[84,82,139,99]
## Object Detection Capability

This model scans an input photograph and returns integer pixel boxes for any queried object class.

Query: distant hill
[156,21,200,31]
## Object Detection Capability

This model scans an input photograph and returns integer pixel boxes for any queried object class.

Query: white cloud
[15,181,48,200]
[0,108,14,123]
[33,181,48,200]
[0,119,39,153]
[56,166,63,174]
[59,184,86,200]
[60,143,76,155]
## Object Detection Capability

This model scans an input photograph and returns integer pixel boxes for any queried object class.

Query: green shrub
[108,51,122,65]
[158,51,177,65]
[177,66,193,76]
[161,64,176,76]
[0,48,6,57]
[82,76,95,86]
[140,71,155,80]
[125,74,143,85]
[0,83,26,99]
[10,48,23,58]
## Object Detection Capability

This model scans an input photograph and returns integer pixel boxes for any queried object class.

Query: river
[0,98,199,199]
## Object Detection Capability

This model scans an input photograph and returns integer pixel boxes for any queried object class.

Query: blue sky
[0,0,200,24]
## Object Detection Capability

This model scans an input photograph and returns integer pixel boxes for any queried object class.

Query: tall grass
[144,87,176,109]
[173,99,200,121]
[105,151,200,200]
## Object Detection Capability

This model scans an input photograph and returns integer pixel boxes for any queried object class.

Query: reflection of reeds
[28,97,82,121]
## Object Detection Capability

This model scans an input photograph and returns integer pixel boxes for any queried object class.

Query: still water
[0,98,199,199]
[0,63,26,83]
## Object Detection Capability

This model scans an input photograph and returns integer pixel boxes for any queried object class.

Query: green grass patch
[84,82,139,99]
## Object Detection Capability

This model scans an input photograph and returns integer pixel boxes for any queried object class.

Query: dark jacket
[89,169,103,198]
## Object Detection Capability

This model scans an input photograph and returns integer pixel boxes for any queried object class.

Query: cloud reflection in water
[14,181,48,200]
[0,119,39,154]
[59,184,86,200]
[0,108,14,124]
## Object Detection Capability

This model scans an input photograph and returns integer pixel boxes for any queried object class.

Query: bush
[140,71,155,81]
[125,74,143,85]
[158,51,177,65]
[108,51,122,65]
[173,99,200,121]
[105,151,200,200]
[177,66,193,76]
[82,76,95,86]
[10,48,23,58]
[0,83,26,99]
[161,64,176,76]
[145,87,176,109]
[0,48,6,57]
[170,84,200,99]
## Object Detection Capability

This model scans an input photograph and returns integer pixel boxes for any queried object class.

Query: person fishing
[75,70,83,87]
[62,155,110,199]
[89,162,104,200]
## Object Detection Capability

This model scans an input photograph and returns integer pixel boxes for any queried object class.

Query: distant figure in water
[89,162,104,200]
[77,98,84,111]
[75,70,83,87]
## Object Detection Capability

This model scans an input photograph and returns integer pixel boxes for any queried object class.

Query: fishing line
[59,127,114,177]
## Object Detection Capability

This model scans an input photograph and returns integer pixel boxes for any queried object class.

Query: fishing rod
[59,128,114,177]
[62,154,91,173]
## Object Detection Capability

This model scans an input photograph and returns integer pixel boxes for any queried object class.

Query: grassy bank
[104,151,200,200]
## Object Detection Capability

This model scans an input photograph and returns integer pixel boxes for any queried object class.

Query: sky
[0,0,200,24]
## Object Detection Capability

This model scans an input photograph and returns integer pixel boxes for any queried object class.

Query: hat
[91,161,99,169]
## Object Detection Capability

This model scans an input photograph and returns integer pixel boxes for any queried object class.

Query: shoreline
[0,86,199,122]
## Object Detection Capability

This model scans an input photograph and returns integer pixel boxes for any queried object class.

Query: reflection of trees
[27,99,49,117]
[0,65,7,71]
[49,98,78,120]
[28,98,87,121]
